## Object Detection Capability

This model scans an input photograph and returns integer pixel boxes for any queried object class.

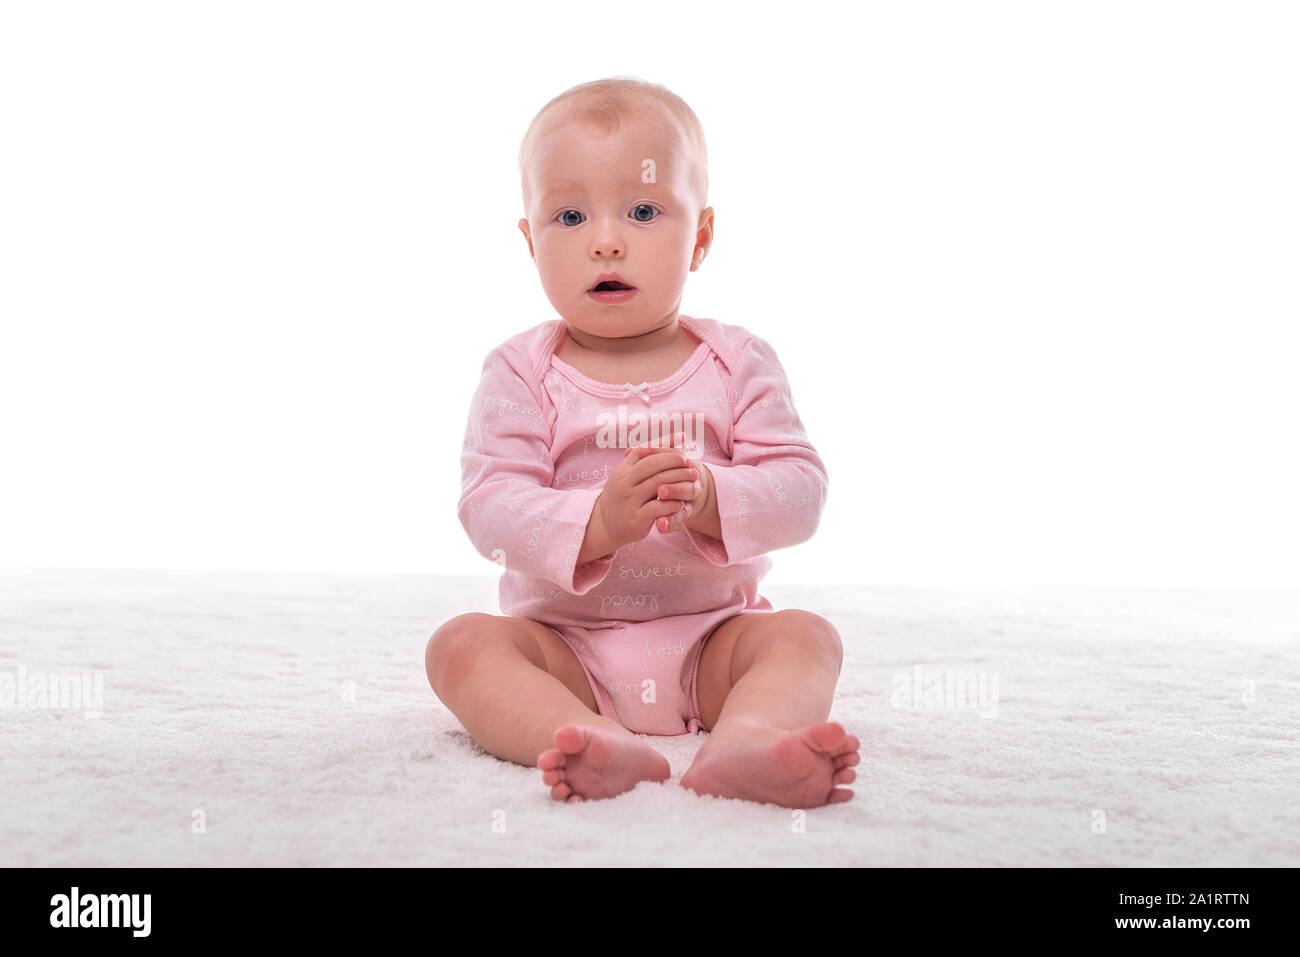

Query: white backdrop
[1,0,1296,588]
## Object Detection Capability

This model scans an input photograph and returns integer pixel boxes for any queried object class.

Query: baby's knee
[426,613,497,691]
[772,609,843,668]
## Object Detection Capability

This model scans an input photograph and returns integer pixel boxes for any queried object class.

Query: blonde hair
[518,76,709,209]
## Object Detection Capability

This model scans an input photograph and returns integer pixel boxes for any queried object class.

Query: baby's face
[518,112,711,343]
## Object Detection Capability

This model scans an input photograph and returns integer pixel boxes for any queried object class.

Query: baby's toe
[553,724,590,754]
[542,768,565,786]
[537,748,567,771]
[828,733,858,758]
[805,722,848,754]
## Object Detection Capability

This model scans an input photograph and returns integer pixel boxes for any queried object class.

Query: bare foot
[537,724,671,803]
[679,721,860,808]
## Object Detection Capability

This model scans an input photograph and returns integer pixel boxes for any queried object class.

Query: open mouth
[591,280,634,291]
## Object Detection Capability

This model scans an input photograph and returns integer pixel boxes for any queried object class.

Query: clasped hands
[592,431,714,548]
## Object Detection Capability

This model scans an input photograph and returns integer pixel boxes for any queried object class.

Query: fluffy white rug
[1,568,1296,866]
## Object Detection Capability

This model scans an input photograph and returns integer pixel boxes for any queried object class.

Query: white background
[1,0,1296,588]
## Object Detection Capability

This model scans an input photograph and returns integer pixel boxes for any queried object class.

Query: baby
[426,77,859,808]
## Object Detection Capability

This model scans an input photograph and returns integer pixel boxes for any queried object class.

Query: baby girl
[426,77,859,808]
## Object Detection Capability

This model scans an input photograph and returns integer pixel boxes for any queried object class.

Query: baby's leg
[680,609,859,808]
[426,614,670,801]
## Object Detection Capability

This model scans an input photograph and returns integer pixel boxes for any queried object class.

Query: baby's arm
[459,343,612,593]
[683,334,828,565]
[460,344,693,591]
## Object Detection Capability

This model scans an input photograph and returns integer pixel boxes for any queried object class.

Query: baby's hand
[593,432,699,548]
[651,435,710,535]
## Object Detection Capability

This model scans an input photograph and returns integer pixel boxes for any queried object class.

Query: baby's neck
[555,316,702,387]
[564,315,684,355]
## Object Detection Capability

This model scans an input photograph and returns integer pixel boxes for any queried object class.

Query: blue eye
[631,204,658,222]
[557,209,585,226]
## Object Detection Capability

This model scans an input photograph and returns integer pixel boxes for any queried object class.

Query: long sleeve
[458,344,614,594]
[685,334,828,566]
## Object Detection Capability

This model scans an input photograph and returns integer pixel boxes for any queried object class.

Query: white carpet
[1,568,1296,866]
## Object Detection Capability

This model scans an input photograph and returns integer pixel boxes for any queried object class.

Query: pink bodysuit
[458,313,827,735]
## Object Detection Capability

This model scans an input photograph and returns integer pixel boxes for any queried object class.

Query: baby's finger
[634,467,697,499]
[657,501,693,534]
[627,450,692,486]
[626,444,671,469]
[656,479,701,502]
[640,497,684,533]
[630,431,687,455]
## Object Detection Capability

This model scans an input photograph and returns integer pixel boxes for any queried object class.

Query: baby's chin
[564,311,676,337]
[565,320,642,341]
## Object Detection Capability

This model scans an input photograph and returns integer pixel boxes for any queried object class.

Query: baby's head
[516,77,713,341]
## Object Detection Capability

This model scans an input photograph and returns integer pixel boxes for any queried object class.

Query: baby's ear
[517,218,535,258]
